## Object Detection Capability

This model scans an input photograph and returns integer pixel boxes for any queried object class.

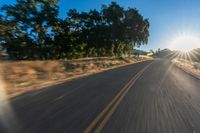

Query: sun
[168,33,200,52]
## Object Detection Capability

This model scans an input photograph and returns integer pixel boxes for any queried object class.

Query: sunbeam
[0,73,21,132]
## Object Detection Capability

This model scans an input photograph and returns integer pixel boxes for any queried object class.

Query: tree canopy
[0,1,150,60]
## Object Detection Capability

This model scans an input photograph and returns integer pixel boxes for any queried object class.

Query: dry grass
[0,56,152,98]
[172,58,200,79]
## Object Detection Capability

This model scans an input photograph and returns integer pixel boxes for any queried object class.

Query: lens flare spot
[168,33,200,52]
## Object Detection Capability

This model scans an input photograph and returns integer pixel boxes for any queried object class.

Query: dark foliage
[0,1,150,60]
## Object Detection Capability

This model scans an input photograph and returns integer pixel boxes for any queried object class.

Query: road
[1,59,200,133]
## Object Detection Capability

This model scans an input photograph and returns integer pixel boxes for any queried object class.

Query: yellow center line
[84,62,153,133]
[94,64,151,133]
[84,69,142,132]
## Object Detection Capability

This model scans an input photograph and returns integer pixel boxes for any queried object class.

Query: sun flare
[168,33,200,52]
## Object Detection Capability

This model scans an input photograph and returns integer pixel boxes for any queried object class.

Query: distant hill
[133,49,148,55]
[173,48,200,61]
[153,48,173,58]
[153,48,200,60]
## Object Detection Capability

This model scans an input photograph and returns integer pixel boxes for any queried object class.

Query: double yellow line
[84,62,153,133]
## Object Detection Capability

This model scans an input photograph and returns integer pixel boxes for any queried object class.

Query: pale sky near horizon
[1,0,200,51]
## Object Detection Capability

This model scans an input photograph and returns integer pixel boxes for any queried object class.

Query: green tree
[102,2,150,56]
[123,8,150,55]
[0,1,150,60]
[1,0,59,59]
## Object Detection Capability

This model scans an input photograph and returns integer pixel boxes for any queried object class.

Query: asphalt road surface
[1,59,200,133]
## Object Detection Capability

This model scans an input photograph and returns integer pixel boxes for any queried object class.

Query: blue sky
[1,0,200,51]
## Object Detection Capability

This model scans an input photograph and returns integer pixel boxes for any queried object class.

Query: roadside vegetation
[0,0,149,60]
[172,48,200,79]
[172,58,200,79]
[0,56,152,98]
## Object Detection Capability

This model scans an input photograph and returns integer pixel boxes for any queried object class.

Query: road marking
[84,62,153,133]
[53,94,66,101]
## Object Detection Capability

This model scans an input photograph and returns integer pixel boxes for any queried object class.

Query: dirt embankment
[0,56,152,98]
[172,59,200,79]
